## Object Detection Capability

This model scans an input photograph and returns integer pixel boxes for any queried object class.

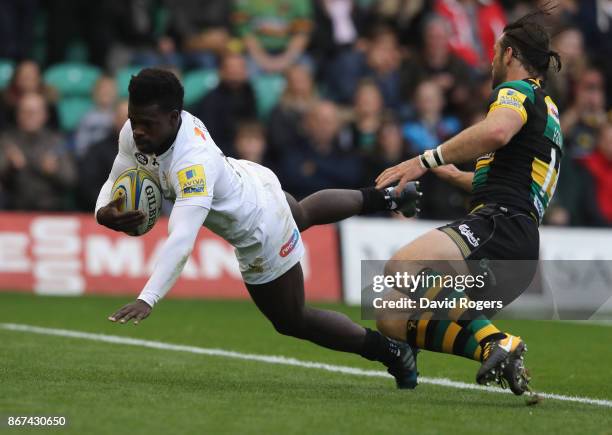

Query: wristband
[419,146,446,169]
[435,145,446,166]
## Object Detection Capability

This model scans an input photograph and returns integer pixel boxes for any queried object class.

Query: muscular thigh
[387,229,468,277]
[245,262,305,324]
[376,229,467,340]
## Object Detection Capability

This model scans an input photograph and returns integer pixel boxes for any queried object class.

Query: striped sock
[406,318,481,361]
[409,268,505,347]
[443,290,505,345]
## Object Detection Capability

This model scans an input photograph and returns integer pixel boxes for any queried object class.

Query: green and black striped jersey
[471,78,563,223]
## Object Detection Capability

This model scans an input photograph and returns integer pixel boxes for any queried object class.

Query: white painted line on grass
[2,322,611,409]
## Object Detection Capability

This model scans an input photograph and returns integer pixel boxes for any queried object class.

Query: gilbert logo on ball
[111,167,163,236]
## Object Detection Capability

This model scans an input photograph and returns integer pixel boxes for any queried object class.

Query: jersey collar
[528,78,542,88]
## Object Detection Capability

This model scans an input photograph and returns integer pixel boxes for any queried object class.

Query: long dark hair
[500,5,562,78]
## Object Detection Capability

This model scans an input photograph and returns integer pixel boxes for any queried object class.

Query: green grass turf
[0,292,611,435]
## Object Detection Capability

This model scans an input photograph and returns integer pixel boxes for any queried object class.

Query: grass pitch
[1,293,611,434]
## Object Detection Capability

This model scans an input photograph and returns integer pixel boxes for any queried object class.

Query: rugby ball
[111,167,162,236]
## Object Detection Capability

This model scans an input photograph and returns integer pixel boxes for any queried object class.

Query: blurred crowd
[0,0,610,226]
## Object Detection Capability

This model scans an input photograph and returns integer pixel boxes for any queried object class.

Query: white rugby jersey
[95,111,267,306]
[96,110,263,248]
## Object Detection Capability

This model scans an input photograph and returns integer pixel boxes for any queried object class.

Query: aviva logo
[177,164,207,198]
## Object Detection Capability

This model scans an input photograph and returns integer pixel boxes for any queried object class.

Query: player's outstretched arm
[376,107,523,191]
[436,107,524,164]
[108,204,209,325]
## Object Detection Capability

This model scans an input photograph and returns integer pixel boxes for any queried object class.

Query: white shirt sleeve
[137,204,209,307]
[94,122,137,220]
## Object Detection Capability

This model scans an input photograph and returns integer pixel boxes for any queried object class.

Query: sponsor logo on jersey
[545,96,561,124]
[177,165,207,197]
[458,224,480,247]
[491,88,528,121]
[194,127,206,141]
[499,97,521,108]
[279,229,300,257]
[135,152,148,165]
[478,152,495,160]
[499,88,527,103]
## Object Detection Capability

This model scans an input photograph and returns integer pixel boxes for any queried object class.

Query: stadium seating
[0,59,15,89]
[57,96,94,132]
[253,74,286,119]
[44,62,101,98]
[183,69,219,107]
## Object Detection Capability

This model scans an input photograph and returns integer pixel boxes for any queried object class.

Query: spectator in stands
[402,80,461,153]
[192,53,257,154]
[127,36,183,73]
[267,64,319,162]
[407,83,473,221]
[0,93,76,211]
[372,0,430,48]
[580,122,612,226]
[434,0,506,70]
[45,1,112,68]
[233,122,268,165]
[361,26,403,111]
[362,115,413,187]
[101,1,181,72]
[574,0,612,105]
[2,60,58,128]
[163,0,232,69]
[76,100,128,211]
[233,0,313,76]
[348,80,385,153]
[74,76,118,157]
[562,68,608,158]
[547,26,588,112]
[551,122,612,227]
[309,0,369,104]
[277,100,362,198]
[400,15,475,118]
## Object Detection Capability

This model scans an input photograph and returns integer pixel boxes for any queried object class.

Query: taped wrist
[419,146,446,169]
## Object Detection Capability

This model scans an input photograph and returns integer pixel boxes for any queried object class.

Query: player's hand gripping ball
[106,167,163,236]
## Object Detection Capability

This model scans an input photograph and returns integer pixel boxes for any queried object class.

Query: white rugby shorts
[233,161,305,285]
